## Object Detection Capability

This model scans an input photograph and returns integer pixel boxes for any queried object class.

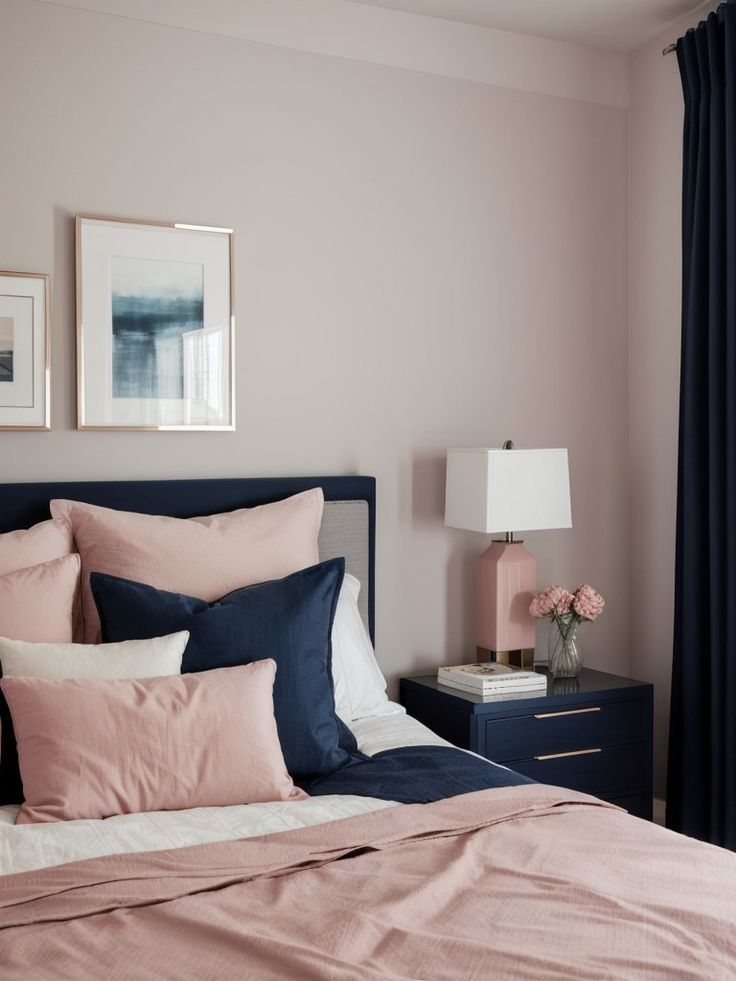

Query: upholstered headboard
[0,475,376,640]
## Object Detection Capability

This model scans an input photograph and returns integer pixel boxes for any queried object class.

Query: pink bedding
[0,785,734,980]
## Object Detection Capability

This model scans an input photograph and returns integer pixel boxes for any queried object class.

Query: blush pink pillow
[3,660,304,824]
[0,555,80,643]
[51,489,324,643]
[0,520,72,577]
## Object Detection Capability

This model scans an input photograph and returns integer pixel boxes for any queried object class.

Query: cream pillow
[0,632,189,680]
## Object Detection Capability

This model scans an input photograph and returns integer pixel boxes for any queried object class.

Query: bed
[0,475,734,980]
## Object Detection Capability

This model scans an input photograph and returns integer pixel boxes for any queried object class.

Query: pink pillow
[0,555,80,643]
[0,520,72,577]
[51,490,324,643]
[3,660,304,824]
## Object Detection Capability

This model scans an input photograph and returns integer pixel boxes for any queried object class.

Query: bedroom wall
[628,3,710,797]
[0,0,629,690]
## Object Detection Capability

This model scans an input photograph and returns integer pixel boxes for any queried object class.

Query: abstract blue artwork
[78,215,233,429]
[111,256,204,399]
[0,318,13,383]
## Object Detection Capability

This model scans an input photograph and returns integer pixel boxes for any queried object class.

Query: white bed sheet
[0,704,456,877]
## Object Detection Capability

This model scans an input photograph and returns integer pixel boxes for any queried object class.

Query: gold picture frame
[0,270,51,431]
[76,214,235,431]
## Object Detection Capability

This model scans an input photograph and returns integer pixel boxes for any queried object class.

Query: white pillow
[331,574,391,722]
[0,631,189,680]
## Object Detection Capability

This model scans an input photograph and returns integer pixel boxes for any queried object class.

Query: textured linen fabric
[2,661,302,824]
[0,555,81,806]
[1,786,736,979]
[0,632,189,680]
[331,573,389,722]
[0,795,397,877]
[0,704,446,876]
[51,488,323,643]
[91,558,357,780]
[0,520,72,576]
[0,555,79,644]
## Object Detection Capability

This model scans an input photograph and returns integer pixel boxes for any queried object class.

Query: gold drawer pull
[534,706,601,720]
[534,748,602,761]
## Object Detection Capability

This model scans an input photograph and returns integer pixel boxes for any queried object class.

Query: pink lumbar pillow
[0,519,73,577]
[51,489,324,643]
[3,660,304,824]
[0,555,80,643]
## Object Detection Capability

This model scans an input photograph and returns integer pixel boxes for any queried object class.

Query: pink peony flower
[529,590,553,618]
[529,585,574,618]
[573,584,605,621]
[550,587,574,616]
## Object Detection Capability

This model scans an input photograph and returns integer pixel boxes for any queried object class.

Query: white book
[438,663,544,690]
[438,676,547,699]
[437,675,547,698]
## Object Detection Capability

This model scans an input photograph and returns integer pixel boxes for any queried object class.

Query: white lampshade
[445,447,572,534]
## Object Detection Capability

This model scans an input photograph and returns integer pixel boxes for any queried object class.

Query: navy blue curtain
[668,2,736,848]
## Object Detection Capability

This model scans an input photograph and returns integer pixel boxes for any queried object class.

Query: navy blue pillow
[90,558,359,782]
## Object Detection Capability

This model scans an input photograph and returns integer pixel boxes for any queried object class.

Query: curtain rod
[663,2,726,54]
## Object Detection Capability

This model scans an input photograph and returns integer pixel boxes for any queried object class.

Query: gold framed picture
[0,271,50,431]
[76,214,235,431]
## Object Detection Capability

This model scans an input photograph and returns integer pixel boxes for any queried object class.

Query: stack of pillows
[0,488,392,824]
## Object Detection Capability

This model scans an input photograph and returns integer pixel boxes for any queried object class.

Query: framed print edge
[76,214,235,432]
[75,214,83,429]
[0,270,51,431]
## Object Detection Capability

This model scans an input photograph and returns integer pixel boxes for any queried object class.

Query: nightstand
[399,668,653,819]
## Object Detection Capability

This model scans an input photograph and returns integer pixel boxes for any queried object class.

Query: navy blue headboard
[0,475,376,641]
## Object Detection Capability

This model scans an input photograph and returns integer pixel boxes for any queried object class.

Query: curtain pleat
[669,1,736,848]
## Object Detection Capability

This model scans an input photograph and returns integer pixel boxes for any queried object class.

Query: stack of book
[437,662,547,699]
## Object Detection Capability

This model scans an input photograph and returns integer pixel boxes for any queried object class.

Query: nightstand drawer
[484,698,645,762]
[510,743,644,797]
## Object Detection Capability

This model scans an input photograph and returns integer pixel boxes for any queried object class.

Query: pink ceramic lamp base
[475,541,536,667]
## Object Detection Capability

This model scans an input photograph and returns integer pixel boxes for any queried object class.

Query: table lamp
[445,442,572,668]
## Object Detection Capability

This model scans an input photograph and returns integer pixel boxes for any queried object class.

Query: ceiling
[349,0,709,53]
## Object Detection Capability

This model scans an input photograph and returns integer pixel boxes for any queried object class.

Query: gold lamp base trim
[477,647,535,671]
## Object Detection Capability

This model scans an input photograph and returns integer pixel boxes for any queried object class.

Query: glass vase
[548,615,582,679]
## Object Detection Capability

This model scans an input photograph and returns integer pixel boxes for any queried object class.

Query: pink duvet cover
[0,785,734,980]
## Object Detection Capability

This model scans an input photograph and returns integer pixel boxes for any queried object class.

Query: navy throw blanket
[302,745,534,805]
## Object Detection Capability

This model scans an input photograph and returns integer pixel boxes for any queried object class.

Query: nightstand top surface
[401,668,651,712]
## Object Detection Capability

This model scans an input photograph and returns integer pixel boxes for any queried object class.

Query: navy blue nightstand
[399,668,653,820]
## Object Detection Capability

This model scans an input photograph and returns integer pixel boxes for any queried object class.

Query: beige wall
[0,0,629,692]
[628,5,710,796]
